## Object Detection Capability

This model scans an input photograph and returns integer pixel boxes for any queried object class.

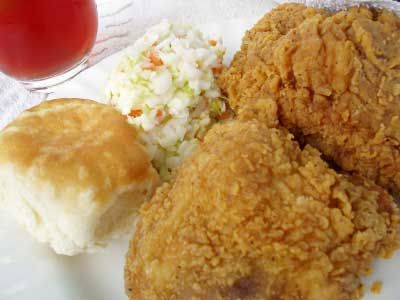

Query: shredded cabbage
[106,20,226,181]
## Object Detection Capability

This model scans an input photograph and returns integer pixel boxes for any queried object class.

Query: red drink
[0,0,98,80]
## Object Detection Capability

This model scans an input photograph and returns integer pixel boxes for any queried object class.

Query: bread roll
[0,99,160,255]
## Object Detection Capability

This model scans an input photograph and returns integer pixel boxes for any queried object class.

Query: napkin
[0,74,45,130]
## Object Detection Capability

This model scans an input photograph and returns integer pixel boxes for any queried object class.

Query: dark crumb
[370,281,382,294]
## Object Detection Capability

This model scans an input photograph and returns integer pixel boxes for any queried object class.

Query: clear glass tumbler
[0,0,98,91]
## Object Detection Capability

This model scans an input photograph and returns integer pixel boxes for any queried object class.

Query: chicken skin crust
[125,120,399,300]
[219,4,400,195]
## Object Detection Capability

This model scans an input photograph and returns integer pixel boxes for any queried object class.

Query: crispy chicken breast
[125,120,399,300]
[219,4,400,195]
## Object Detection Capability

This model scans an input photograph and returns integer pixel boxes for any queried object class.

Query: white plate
[1,16,399,300]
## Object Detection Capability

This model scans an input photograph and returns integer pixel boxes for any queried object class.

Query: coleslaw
[105,20,226,180]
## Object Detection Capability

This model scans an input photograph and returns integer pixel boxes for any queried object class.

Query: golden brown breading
[219,4,400,195]
[125,120,399,300]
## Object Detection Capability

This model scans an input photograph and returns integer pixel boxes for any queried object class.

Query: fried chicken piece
[219,4,400,195]
[125,120,399,300]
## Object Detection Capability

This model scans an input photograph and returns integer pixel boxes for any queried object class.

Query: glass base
[19,57,89,92]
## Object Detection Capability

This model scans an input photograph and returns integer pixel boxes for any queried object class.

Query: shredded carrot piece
[212,58,224,75]
[149,51,163,67]
[208,39,217,46]
[129,109,143,118]
[156,109,164,121]
[212,66,223,75]
[218,111,231,120]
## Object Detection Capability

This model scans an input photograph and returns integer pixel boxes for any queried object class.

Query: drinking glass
[0,0,98,91]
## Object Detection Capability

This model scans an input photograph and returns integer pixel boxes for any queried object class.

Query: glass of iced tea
[0,0,98,90]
